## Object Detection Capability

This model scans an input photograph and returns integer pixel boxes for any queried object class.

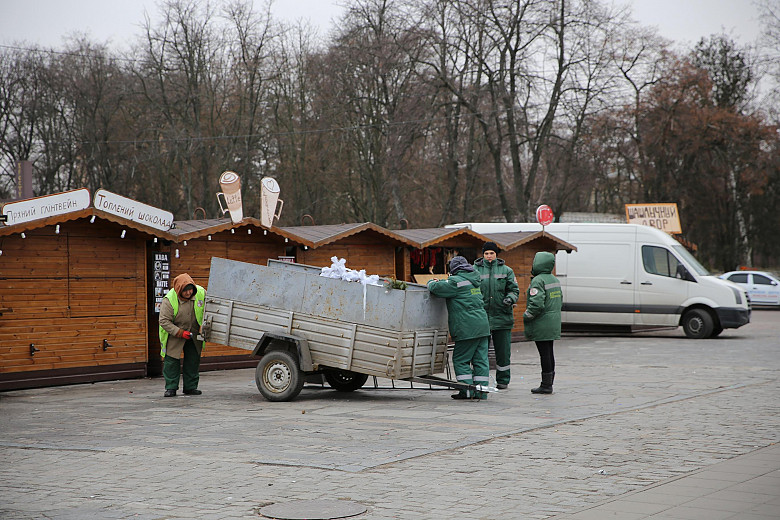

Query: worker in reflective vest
[158,273,206,397]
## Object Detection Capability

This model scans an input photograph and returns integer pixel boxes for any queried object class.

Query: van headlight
[729,286,742,305]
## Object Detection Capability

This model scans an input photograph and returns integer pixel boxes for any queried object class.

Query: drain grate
[258,499,367,520]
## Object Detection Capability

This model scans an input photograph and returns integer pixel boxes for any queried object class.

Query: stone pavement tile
[694,469,768,481]
[645,482,718,498]
[566,510,645,520]
[658,505,741,520]
[594,499,672,515]
[644,515,701,520]
[750,474,780,487]
[706,489,776,504]
[681,496,757,514]
[728,481,780,495]
[725,514,779,520]
[745,503,780,516]
[662,476,733,491]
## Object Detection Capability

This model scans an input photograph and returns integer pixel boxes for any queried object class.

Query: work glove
[503,297,513,306]
[181,330,193,340]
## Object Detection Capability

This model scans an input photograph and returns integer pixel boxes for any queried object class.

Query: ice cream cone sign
[216,171,244,224]
[260,177,284,228]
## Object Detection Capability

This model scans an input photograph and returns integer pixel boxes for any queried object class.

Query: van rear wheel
[682,309,714,339]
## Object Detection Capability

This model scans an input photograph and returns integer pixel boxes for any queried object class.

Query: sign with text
[625,203,681,234]
[153,252,171,313]
[0,188,91,226]
[94,189,173,231]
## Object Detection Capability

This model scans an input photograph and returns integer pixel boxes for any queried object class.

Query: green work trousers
[491,329,512,385]
[163,340,201,391]
[452,336,490,399]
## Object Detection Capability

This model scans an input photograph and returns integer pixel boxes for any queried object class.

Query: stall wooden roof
[169,217,308,245]
[0,208,172,239]
[280,222,416,248]
[394,227,488,249]
[481,231,577,253]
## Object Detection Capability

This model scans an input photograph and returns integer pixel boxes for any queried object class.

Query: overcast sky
[0,0,763,50]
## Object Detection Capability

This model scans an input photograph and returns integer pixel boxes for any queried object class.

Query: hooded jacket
[158,273,206,358]
[474,257,520,330]
[427,268,491,342]
[523,252,562,341]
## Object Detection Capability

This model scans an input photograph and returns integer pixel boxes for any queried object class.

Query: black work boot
[531,372,554,394]
[164,389,177,397]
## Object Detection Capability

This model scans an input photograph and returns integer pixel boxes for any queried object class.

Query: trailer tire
[682,309,714,339]
[255,350,304,401]
[324,369,369,392]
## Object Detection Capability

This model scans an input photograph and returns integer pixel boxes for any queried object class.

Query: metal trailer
[202,257,483,401]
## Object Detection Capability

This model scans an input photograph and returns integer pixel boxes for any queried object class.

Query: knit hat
[449,256,474,274]
[482,241,499,254]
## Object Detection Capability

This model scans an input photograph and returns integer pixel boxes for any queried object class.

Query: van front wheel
[682,309,714,339]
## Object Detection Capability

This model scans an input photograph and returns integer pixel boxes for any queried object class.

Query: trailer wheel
[255,350,304,401]
[682,309,714,339]
[324,369,369,392]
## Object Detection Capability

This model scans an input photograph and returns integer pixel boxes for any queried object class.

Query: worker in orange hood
[158,273,207,397]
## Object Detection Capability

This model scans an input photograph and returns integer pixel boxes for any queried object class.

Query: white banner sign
[94,189,174,231]
[1,188,91,226]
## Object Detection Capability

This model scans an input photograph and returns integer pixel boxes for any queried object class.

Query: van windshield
[672,245,710,276]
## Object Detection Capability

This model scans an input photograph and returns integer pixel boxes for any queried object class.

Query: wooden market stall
[0,208,166,390]
[281,223,415,280]
[154,217,309,374]
[394,227,488,284]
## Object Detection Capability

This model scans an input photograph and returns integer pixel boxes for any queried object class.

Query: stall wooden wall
[297,238,398,278]
[0,220,148,390]
[162,230,287,362]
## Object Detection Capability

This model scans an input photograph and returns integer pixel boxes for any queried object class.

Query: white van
[448,222,751,338]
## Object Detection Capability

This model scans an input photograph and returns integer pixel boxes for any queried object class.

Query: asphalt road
[1,309,778,519]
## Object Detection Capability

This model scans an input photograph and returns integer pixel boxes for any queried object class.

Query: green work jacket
[428,270,491,342]
[523,252,563,341]
[474,257,520,331]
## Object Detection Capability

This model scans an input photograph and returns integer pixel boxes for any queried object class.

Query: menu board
[153,252,171,313]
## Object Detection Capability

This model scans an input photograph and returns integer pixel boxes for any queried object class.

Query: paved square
[1,311,778,519]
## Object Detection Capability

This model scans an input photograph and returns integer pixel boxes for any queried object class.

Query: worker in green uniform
[427,256,491,400]
[523,251,563,394]
[474,241,520,390]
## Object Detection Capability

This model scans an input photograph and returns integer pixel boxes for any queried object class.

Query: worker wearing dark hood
[523,251,562,394]
[158,273,207,397]
[427,256,491,400]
